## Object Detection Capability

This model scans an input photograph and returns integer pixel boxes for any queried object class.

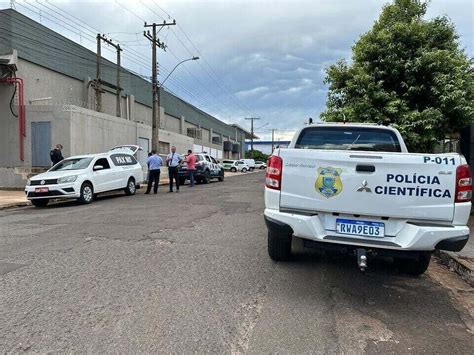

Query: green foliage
[322,0,474,152]
[245,150,269,161]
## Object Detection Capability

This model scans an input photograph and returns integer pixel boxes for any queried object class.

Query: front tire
[268,229,292,261]
[242,168,247,173]
[124,178,136,195]
[78,182,94,204]
[203,170,210,184]
[395,253,431,276]
[218,172,224,182]
[31,199,49,207]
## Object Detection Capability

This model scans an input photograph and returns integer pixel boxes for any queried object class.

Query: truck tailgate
[279,149,459,222]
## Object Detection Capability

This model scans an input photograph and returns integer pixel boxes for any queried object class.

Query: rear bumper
[264,209,470,252]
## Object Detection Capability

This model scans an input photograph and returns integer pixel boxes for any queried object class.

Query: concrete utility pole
[144,20,176,153]
[95,34,123,117]
[245,117,260,158]
[269,128,278,152]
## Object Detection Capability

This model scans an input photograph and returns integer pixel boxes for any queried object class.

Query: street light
[159,56,199,88]
[154,56,199,153]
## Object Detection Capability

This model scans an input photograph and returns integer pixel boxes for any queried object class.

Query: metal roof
[0,8,243,138]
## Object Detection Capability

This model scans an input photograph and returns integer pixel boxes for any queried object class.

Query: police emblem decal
[315,167,343,198]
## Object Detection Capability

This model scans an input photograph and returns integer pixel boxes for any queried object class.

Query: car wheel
[230,167,237,172]
[268,229,292,261]
[124,178,136,195]
[203,170,210,184]
[79,182,94,204]
[218,171,224,182]
[31,199,49,207]
[242,168,247,173]
[250,167,255,171]
[260,166,265,170]
[394,253,431,276]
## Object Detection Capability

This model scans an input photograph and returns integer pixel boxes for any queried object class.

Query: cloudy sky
[2,0,473,140]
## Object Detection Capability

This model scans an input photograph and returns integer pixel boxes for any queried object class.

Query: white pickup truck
[264,123,472,275]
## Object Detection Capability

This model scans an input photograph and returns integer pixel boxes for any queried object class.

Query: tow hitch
[356,248,368,272]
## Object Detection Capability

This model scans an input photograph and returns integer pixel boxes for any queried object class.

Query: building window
[187,127,202,140]
[212,136,222,144]
[159,141,170,155]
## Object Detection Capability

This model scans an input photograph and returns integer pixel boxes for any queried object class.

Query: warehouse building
[0,8,251,187]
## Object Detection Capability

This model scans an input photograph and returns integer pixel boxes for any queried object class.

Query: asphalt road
[1,172,473,353]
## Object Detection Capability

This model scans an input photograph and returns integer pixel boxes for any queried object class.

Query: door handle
[356,164,375,172]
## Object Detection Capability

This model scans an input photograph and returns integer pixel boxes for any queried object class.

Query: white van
[239,159,256,171]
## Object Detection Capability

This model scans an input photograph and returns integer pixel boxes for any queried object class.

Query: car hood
[30,170,87,180]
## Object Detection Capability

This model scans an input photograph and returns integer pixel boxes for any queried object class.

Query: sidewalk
[0,190,29,209]
[436,217,474,286]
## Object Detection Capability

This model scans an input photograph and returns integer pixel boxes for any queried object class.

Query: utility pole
[269,128,278,152]
[95,34,123,117]
[144,20,176,153]
[245,117,260,158]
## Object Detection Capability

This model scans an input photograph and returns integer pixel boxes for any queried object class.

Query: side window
[94,158,110,169]
[211,157,217,164]
[205,155,211,162]
[110,154,137,166]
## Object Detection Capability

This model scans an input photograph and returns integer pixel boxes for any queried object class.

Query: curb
[0,201,30,211]
[435,250,474,287]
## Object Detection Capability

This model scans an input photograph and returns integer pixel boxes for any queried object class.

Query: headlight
[26,179,31,186]
[58,175,78,184]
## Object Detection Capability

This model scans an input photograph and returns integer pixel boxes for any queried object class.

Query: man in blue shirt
[145,150,163,194]
[166,145,182,193]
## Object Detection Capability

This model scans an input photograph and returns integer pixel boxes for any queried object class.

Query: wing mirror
[93,165,104,171]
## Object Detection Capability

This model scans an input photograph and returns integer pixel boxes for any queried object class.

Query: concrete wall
[163,113,181,133]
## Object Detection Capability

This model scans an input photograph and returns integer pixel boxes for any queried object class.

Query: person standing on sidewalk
[50,144,64,166]
[186,149,197,187]
[166,146,182,193]
[145,150,163,195]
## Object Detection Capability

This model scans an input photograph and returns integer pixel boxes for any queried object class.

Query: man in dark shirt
[50,144,64,165]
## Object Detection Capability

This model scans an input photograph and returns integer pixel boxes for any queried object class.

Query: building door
[31,121,51,167]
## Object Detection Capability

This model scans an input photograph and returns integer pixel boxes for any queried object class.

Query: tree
[321,0,474,152]
[245,150,268,161]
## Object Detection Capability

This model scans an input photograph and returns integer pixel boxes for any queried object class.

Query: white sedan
[25,152,143,207]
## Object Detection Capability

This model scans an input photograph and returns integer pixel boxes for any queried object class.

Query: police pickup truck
[264,123,472,275]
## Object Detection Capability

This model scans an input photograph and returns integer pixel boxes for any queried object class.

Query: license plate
[35,187,49,193]
[336,219,385,238]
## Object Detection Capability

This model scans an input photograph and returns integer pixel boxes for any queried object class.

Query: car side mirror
[93,165,104,171]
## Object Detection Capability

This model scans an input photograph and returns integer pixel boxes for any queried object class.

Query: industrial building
[0,8,251,187]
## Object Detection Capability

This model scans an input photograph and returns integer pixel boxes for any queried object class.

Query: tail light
[455,164,472,202]
[266,155,282,190]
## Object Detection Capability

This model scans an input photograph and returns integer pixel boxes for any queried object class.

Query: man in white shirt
[166,146,182,193]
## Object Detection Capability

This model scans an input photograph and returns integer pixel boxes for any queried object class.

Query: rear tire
[395,253,431,276]
[218,171,224,181]
[250,167,255,171]
[78,182,94,204]
[268,229,292,261]
[242,168,247,173]
[31,199,49,207]
[230,167,237,172]
[124,178,136,195]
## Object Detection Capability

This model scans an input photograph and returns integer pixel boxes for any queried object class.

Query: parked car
[264,123,471,275]
[25,151,143,207]
[229,160,250,173]
[178,153,224,185]
[222,160,236,171]
[239,159,256,171]
[255,161,267,169]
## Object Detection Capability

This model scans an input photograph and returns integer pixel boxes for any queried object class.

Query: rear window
[110,154,138,166]
[294,127,401,152]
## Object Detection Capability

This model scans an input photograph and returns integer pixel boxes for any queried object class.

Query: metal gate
[31,121,51,167]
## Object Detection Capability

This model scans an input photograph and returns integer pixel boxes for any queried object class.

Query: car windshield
[294,127,402,152]
[49,157,93,171]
